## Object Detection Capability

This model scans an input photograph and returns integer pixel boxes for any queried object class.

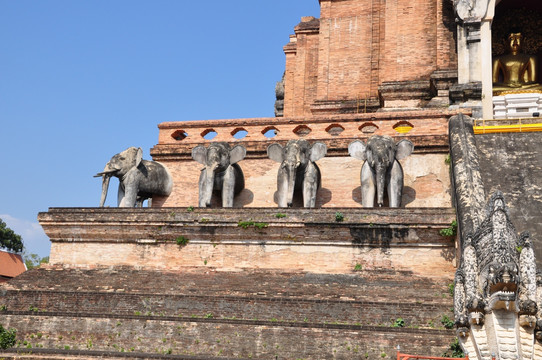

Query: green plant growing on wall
[175,236,189,246]
[442,338,464,358]
[238,220,255,229]
[448,283,455,296]
[0,305,7,311]
[0,325,16,349]
[238,220,268,229]
[354,264,363,271]
[445,154,451,165]
[275,213,287,218]
[441,315,454,329]
[254,222,268,229]
[439,220,457,237]
[187,206,194,212]
[335,212,345,222]
[392,318,405,327]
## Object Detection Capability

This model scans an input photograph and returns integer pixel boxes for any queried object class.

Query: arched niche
[454,0,542,118]
[492,0,542,84]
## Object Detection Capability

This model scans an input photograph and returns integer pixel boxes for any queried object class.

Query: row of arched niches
[171,121,415,141]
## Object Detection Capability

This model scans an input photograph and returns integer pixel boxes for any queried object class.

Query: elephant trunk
[201,164,217,207]
[286,161,300,207]
[375,164,386,207]
[99,174,112,207]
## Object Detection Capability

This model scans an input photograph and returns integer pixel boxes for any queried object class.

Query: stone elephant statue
[95,147,173,207]
[192,142,246,208]
[267,139,327,208]
[348,135,413,208]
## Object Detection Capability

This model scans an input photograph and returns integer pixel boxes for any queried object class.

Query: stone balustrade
[153,110,455,158]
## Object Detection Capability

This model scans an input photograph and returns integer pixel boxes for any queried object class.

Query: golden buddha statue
[492,32,542,95]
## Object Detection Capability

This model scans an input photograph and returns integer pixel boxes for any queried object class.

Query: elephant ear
[267,143,284,163]
[309,142,327,162]
[395,140,414,160]
[348,140,367,161]
[192,145,207,165]
[135,147,143,168]
[229,145,246,164]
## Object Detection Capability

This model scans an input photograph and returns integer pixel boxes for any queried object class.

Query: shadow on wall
[402,186,416,207]
[272,187,332,207]
[205,189,255,208]
[235,189,254,207]
[317,188,332,207]
[351,186,416,207]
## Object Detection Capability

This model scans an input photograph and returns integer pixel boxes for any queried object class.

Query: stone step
[0,349,242,360]
[1,291,452,328]
[38,207,457,275]
[3,267,453,303]
[1,267,453,328]
[1,313,455,359]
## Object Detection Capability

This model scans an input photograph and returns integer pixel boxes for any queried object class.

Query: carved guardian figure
[192,142,246,208]
[454,192,542,359]
[267,139,327,208]
[348,135,413,208]
[95,147,173,207]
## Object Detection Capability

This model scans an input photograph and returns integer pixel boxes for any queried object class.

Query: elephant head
[192,142,246,207]
[95,147,173,207]
[267,139,327,208]
[349,135,413,207]
[95,147,143,207]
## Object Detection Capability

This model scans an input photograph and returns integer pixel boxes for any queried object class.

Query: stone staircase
[0,266,455,359]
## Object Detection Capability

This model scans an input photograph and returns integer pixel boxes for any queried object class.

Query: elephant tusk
[94,169,119,177]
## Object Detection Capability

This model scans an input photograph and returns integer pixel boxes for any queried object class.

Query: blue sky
[0,0,321,257]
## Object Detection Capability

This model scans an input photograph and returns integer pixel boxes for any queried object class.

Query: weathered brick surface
[1,267,453,327]
[282,0,458,116]
[1,267,455,359]
[37,207,457,275]
[1,314,455,359]
[154,111,454,146]
[151,111,456,208]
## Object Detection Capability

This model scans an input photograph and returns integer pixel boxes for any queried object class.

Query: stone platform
[38,207,457,276]
[0,266,456,359]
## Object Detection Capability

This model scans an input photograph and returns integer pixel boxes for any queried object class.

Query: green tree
[23,252,49,269]
[0,218,23,253]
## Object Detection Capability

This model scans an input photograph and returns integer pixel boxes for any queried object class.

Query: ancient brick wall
[38,207,457,275]
[283,17,320,118]
[1,267,456,359]
[152,111,454,209]
[282,0,458,116]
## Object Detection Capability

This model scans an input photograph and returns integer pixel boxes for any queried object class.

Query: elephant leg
[198,170,209,207]
[302,163,319,208]
[221,166,236,207]
[119,183,138,207]
[387,160,404,208]
[276,168,289,208]
[117,183,125,207]
[360,162,376,207]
